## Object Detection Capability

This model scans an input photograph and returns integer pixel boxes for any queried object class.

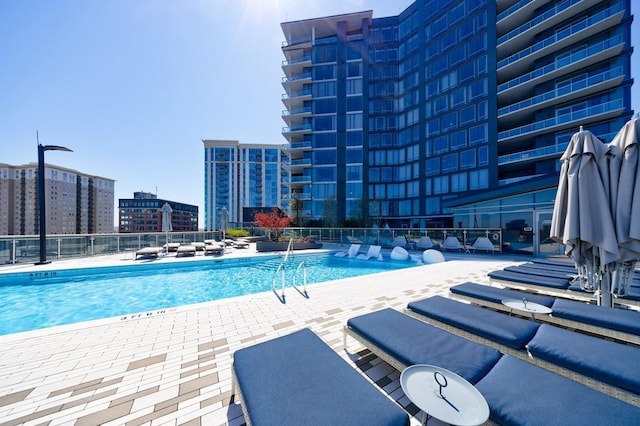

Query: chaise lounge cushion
[475,355,640,426]
[551,298,640,336]
[504,265,576,280]
[408,296,539,350]
[488,269,571,289]
[526,324,640,395]
[233,328,408,426]
[347,308,500,384]
[450,282,555,307]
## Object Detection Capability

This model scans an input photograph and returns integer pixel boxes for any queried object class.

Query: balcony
[498,99,624,144]
[497,4,624,78]
[498,36,624,101]
[497,0,552,34]
[282,123,311,135]
[498,0,599,57]
[285,140,313,153]
[282,36,312,48]
[498,142,568,165]
[282,106,312,117]
[498,67,624,124]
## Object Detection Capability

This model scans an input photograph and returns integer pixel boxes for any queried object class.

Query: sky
[1,0,638,228]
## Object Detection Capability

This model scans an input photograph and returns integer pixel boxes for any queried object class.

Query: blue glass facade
[281,0,633,229]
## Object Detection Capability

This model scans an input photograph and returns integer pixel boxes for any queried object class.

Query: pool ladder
[272,239,308,302]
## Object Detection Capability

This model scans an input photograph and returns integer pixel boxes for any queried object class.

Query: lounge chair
[135,246,163,259]
[488,269,594,301]
[406,295,640,406]
[356,245,382,260]
[204,243,224,255]
[163,242,181,253]
[442,236,463,252]
[415,236,434,250]
[176,245,196,257]
[335,243,361,258]
[345,308,640,423]
[471,237,496,253]
[391,236,411,250]
[232,328,409,426]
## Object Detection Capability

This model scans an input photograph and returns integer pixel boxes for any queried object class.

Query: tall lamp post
[36,143,73,265]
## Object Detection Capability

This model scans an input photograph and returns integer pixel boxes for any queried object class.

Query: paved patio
[0,248,523,425]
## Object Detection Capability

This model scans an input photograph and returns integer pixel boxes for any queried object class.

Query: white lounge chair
[335,243,361,258]
[472,237,496,254]
[391,236,411,250]
[416,236,434,250]
[176,245,197,257]
[356,245,382,260]
[135,246,164,259]
[442,236,463,252]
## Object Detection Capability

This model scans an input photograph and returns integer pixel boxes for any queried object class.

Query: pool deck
[0,245,527,425]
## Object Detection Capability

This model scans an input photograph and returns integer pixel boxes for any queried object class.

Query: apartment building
[118,192,198,233]
[280,0,633,255]
[202,140,287,230]
[0,162,115,235]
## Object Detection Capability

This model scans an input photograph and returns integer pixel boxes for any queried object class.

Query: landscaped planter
[255,241,323,252]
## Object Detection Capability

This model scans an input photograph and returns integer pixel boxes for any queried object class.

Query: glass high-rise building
[281,0,633,253]
[203,140,287,230]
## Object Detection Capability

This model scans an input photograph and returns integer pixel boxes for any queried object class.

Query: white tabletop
[501,298,552,315]
[400,364,489,426]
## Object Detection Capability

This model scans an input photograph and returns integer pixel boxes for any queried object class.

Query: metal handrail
[293,261,308,296]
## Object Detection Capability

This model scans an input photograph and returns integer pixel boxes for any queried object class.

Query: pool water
[0,253,420,335]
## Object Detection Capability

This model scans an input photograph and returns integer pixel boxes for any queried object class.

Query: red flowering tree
[253,208,292,241]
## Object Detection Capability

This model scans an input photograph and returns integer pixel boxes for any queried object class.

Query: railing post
[11,239,16,264]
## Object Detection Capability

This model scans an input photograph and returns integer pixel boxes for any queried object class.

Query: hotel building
[280,0,634,255]
[0,163,115,235]
[202,140,287,230]
[118,192,198,233]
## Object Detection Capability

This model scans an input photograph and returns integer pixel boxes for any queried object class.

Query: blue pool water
[0,253,419,335]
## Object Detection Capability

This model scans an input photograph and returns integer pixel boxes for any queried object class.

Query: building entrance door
[534,210,564,257]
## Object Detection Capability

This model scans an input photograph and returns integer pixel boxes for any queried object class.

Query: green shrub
[226,228,250,237]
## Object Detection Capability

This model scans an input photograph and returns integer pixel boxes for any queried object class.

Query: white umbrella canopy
[550,128,619,304]
[607,118,640,295]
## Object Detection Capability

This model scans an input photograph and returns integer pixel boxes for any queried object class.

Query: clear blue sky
[1,0,638,228]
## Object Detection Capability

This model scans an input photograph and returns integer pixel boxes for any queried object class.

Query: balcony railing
[282,106,312,116]
[498,142,569,165]
[282,123,312,133]
[497,0,533,22]
[498,35,623,93]
[282,88,312,100]
[498,0,581,45]
[282,71,312,83]
[498,99,624,141]
[282,36,312,48]
[498,67,623,116]
[498,3,622,69]
[282,55,312,67]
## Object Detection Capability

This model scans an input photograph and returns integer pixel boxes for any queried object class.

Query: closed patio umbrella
[550,128,619,306]
[219,207,229,241]
[607,117,640,296]
[161,202,173,254]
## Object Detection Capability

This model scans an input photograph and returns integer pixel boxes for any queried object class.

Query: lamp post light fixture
[36,143,73,265]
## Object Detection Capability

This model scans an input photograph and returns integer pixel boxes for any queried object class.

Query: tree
[253,208,292,241]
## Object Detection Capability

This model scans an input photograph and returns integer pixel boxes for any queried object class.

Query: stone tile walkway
[0,250,521,425]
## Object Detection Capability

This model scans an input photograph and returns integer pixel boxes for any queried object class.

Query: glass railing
[0,226,508,265]
[282,88,312,100]
[498,67,623,116]
[282,123,312,133]
[289,158,312,166]
[498,142,569,165]
[287,141,313,150]
[282,55,312,66]
[498,0,580,45]
[498,35,623,92]
[282,36,312,48]
[497,0,533,22]
[290,175,312,182]
[282,106,312,116]
[0,231,223,265]
[498,99,624,140]
[282,71,312,83]
[498,4,622,69]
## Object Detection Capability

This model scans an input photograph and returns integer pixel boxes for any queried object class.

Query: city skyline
[1,0,638,229]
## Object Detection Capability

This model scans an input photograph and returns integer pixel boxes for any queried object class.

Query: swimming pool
[0,253,420,335]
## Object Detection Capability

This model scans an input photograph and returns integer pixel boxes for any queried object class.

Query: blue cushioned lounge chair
[449,282,640,345]
[406,295,640,406]
[232,328,409,426]
[344,308,640,423]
